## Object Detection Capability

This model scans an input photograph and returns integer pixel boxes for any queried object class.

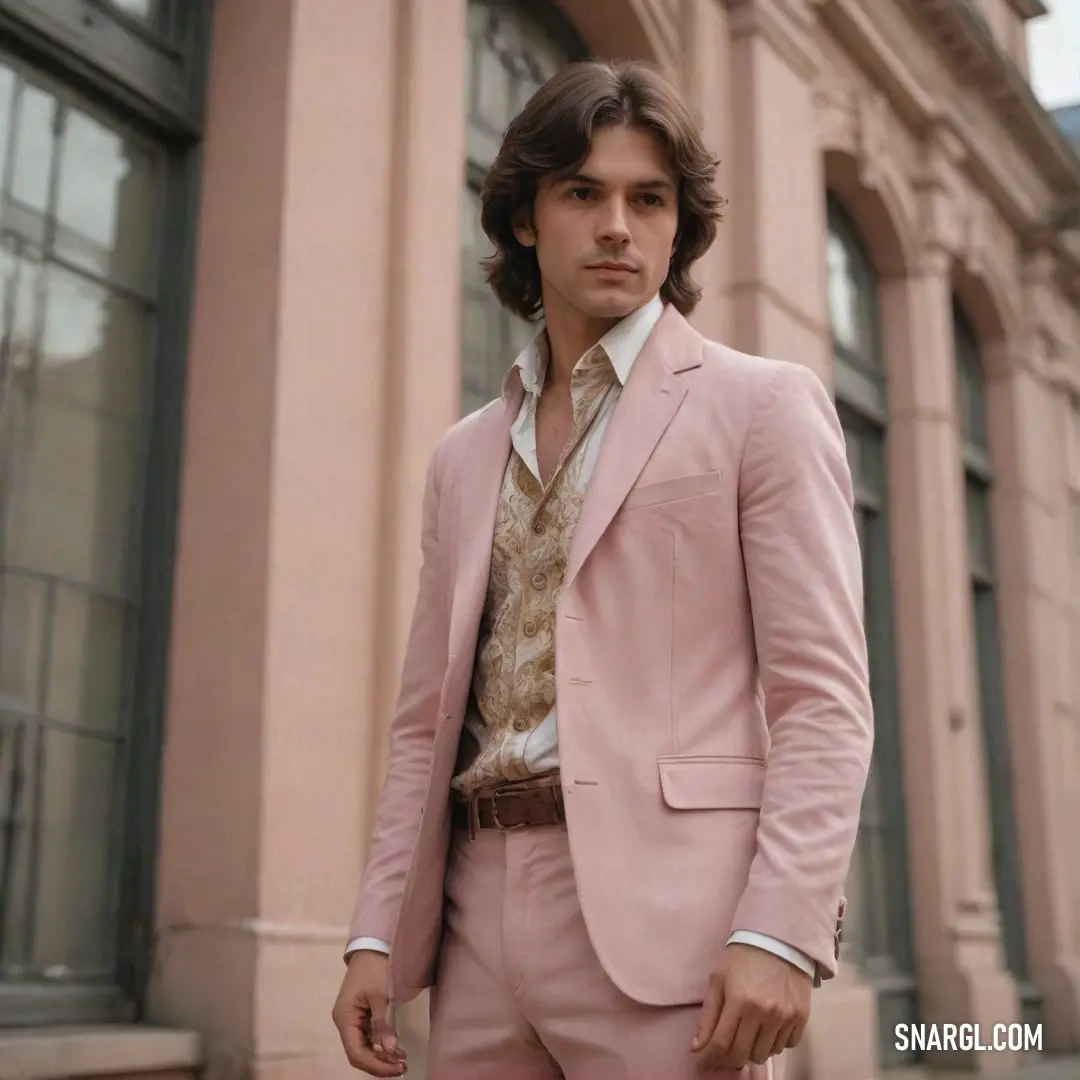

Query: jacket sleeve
[346,442,450,946]
[729,361,874,980]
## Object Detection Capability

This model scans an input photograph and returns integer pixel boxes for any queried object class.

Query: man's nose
[597,198,631,244]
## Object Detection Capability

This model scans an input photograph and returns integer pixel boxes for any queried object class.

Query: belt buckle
[490,788,528,831]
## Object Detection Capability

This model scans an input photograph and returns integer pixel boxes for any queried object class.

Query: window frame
[953,296,1041,1028]
[460,0,587,415]
[0,0,208,1028]
[826,194,918,1068]
[0,0,208,137]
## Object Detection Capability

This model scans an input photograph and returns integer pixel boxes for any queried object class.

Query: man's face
[514,124,679,322]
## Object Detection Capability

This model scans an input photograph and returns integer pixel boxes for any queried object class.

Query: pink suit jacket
[349,304,874,1007]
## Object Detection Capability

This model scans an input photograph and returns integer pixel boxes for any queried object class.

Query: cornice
[727,0,821,82]
[912,0,1080,196]
[814,0,942,132]
[813,0,1080,295]
[628,0,679,70]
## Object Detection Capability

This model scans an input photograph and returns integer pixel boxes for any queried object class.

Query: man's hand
[332,950,407,1076]
[692,943,812,1071]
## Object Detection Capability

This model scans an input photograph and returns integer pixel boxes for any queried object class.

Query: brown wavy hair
[479,58,726,321]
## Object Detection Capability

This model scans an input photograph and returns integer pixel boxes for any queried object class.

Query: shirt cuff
[727,930,817,980]
[345,936,391,957]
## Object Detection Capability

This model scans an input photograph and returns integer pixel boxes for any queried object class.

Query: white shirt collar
[510,294,664,395]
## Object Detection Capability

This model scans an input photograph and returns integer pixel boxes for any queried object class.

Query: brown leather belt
[452,775,565,836]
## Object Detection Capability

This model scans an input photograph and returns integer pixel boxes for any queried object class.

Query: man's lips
[586,261,638,272]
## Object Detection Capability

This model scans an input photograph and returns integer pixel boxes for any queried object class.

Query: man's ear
[513,215,537,248]
[512,202,537,248]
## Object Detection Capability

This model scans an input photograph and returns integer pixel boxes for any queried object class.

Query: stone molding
[812,0,1079,295]
[726,0,821,81]
[811,0,1079,392]
[0,1026,200,1080]
[912,1,1078,207]
[628,0,680,69]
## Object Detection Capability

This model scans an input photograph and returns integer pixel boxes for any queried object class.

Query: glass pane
[476,40,513,133]
[40,262,149,421]
[827,204,881,377]
[27,727,118,977]
[55,109,158,289]
[44,586,131,734]
[462,1,580,414]
[107,0,163,27]
[0,714,36,975]
[460,182,534,413]
[0,56,162,984]
[827,231,862,355]
[844,424,863,489]
[9,84,55,221]
[965,479,993,580]
[110,0,156,16]
[0,571,49,717]
[3,260,148,598]
[842,416,912,986]
[954,302,988,452]
[0,65,16,186]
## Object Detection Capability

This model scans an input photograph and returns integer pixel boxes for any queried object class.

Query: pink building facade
[1,2,1079,1079]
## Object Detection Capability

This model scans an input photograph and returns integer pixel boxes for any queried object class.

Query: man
[333,58,872,1080]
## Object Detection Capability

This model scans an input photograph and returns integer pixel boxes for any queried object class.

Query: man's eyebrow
[557,172,676,192]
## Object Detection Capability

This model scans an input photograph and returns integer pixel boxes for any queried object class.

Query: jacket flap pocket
[621,470,721,512]
[657,756,765,809]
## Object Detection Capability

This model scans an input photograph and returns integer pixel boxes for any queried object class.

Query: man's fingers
[749,1014,784,1065]
[334,1005,368,1066]
[708,991,743,1059]
[370,999,407,1062]
[787,1011,809,1048]
[724,1014,761,1071]
[691,977,724,1051]
[333,1002,405,1076]
[771,1019,797,1059]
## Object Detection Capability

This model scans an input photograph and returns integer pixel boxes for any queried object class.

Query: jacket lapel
[564,307,702,590]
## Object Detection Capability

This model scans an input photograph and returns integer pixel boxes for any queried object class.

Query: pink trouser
[427,821,781,1080]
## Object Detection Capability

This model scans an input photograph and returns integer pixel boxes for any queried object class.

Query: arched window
[954,299,1038,1026]
[826,196,916,1065]
[460,0,587,416]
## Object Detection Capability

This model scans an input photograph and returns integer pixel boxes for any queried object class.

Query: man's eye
[638,193,664,207]
[568,187,593,200]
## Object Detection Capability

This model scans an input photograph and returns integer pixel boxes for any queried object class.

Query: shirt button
[523,621,537,637]
[532,521,545,536]
[513,717,529,732]
[531,573,546,590]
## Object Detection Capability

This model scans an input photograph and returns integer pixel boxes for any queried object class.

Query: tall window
[954,299,1038,1025]
[826,196,916,1066]
[0,52,161,1011]
[0,0,205,1028]
[461,0,586,416]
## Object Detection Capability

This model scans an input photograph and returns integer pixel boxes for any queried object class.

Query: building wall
[146,2,1080,1079]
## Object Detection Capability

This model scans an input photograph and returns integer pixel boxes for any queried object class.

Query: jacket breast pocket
[621,470,721,513]
[657,755,765,810]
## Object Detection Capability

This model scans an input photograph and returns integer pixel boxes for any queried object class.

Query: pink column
[147,1,456,1077]
[726,0,832,384]
[676,0,734,344]
[984,250,1080,1049]
[881,242,1020,1070]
